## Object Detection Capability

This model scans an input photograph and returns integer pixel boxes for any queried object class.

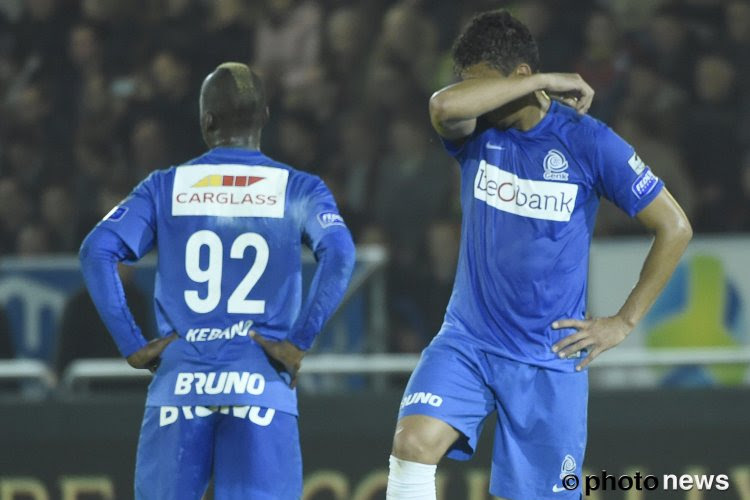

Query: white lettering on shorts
[158,405,276,427]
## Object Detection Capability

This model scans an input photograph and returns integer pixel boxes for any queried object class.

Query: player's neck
[489,91,551,131]
[209,133,262,151]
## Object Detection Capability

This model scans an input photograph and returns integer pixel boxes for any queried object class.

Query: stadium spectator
[647,5,697,87]
[16,223,52,256]
[573,9,629,122]
[55,264,153,374]
[253,0,323,96]
[39,184,80,252]
[0,0,747,357]
[0,177,33,254]
[681,53,743,231]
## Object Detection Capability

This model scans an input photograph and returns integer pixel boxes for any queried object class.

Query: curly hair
[452,10,540,76]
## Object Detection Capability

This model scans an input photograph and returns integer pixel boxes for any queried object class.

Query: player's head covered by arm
[452,9,540,77]
[199,62,268,150]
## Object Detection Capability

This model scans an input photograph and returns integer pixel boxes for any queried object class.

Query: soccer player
[79,63,355,499]
[386,11,692,500]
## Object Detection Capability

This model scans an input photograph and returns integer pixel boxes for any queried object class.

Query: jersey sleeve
[592,125,664,217]
[98,172,159,260]
[78,173,160,357]
[288,177,356,350]
[300,178,350,252]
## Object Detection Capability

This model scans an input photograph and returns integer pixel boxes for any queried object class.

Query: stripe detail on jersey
[173,164,288,218]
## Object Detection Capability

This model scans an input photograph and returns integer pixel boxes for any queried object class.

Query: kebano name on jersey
[185,319,253,342]
[474,161,579,222]
[172,164,288,217]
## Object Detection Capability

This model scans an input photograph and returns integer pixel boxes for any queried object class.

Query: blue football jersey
[439,101,663,371]
[87,147,353,412]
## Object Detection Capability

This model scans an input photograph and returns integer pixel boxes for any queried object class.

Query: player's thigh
[135,406,215,500]
[395,338,495,463]
[213,406,302,500]
[489,362,588,500]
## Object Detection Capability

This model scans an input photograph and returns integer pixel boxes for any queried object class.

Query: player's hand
[126,332,178,372]
[539,73,595,114]
[250,331,305,388]
[551,316,632,371]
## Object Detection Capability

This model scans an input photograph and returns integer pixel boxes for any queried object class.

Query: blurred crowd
[1,0,749,354]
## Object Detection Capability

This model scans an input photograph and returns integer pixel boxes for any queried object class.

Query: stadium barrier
[0,346,747,395]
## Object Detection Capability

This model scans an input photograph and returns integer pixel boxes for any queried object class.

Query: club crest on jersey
[543,149,569,181]
[560,454,577,478]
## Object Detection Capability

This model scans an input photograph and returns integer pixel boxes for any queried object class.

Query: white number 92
[184,230,269,314]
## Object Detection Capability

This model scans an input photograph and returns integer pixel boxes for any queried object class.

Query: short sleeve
[301,178,349,251]
[439,135,469,159]
[593,126,664,217]
[98,173,158,260]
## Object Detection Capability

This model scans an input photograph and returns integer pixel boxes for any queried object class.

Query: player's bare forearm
[552,189,692,370]
[430,75,542,138]
[430,72,594,139]
[616,189,692,327]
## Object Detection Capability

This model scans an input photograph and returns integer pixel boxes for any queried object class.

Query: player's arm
[552,190,691,369]
[429,72,595,140]
[251,179,356,387]
[79,175,175,370]
[552,126,692,370]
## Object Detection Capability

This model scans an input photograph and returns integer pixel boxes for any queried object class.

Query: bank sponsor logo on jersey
[628,152,646,175]
[631,168,659,199]
[172,164,288,218]
[103,205,128,222]
[317,211,345,229]
[400,391,443,409]
[185,319,253,342]
[159,405,276,427]
[474,161,579,222]
[174,371,266,396]
[543,149,569,181]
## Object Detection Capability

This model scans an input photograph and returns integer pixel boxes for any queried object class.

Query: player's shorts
[135,405,302,500]
[398,332,588,500]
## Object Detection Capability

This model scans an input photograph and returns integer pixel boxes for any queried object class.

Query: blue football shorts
[398,332,588,500]
[135,405,302,500]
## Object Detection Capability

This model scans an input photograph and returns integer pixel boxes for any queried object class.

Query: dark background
[1,388,748,499]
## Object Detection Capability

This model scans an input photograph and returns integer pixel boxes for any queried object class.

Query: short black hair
[452,10,540,76]
[200,62,266,133]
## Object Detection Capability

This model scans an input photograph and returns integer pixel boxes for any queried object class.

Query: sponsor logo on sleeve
[543,149,570,181]
[628,152,646,175]
[172,164,288,217]
[400,391,444,409]
[474,161,579,222]
[631,169,659,199]
[317,211,345,229]
[103,205,128,222]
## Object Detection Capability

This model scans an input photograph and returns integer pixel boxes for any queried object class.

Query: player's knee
[392,429,437,464]
[391,418,454,464]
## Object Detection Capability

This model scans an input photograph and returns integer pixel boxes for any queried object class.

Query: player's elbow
[333,233,356,275]
[429,91,457,125]
[79,227,119,267]
[658,212,693,248]
[78,229,98,265]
